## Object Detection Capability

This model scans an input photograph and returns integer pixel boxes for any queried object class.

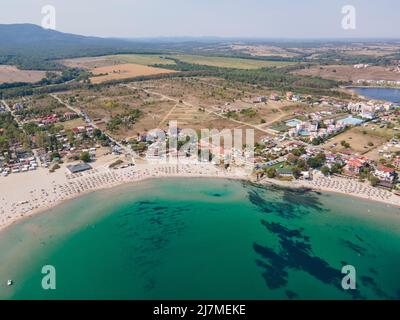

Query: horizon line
[3,23,400,42]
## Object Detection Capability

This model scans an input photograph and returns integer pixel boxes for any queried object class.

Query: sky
[0,0,399,39]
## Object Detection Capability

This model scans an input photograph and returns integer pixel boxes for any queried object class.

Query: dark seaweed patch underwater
[247,184,398,299]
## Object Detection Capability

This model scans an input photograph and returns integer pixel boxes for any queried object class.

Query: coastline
[345,85,400,90]
[0,162,250,233]
[260,175,400,209]
[2,160,400,235]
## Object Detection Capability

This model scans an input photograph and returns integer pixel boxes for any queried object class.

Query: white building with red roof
[374,165,396,182]
[344,157,369,175]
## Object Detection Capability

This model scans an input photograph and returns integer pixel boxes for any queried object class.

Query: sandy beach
[1,158,400,233]
[261,172,400,208]
[0,159,248,232]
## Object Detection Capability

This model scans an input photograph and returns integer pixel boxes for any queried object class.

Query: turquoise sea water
[0,178,399,300]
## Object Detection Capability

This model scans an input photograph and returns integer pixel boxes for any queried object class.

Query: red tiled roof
[347,159,364,168]
[377,165,395,173]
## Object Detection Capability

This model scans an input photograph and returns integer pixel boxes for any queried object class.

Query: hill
[0,24,162,70]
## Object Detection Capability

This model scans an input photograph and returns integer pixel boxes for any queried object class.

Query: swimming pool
[286,119,302,127]
[337,116,364,126]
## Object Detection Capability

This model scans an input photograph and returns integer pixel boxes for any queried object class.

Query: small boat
[7,280,13,286]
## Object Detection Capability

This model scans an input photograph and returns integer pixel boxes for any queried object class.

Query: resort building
[344,157,369,176]
[374,165,396,182]
[347,102,375,114]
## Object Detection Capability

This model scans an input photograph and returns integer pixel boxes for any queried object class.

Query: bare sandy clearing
[0,65,46,84]
[89,63,176,84]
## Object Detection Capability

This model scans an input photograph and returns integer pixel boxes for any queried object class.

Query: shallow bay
[0,178,399,300]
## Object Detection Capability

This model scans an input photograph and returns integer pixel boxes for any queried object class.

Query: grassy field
[322,127,388,155]
[61,118,87,130]
[62,54,176,69]
[90,63,176,84]
[63,53,296,70]
[106,54,176,66]
[171,54,296,69]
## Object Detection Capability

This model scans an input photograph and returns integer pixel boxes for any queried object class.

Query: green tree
[330,163,343,174]
[307,152,326,169]
[321,166,330,176]
[0,136,9,152]
[266,167,277,178]
[80,151,91,163]
[292,167,302,179]
[368,175,380,187]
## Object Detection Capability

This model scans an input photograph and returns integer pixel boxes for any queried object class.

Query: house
[393,156,400,169]
[40,114,58,125]
[360,112,376,120]
[347,102,375,114]
[344,157,369,175]
[63,112,78,121]
[374,165,396,182]
[270,93,280,101]
[13,103,24,111]
[85,126,94,136]
[292,95,301,102]
[253,96,267,103]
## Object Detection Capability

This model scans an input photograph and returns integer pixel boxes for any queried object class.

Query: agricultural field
[321,126,389,157]
[62,54,176,69]
[171,54,297,69]
[0,65,47,84]
[89,63,176,84]
[336,44,400,57]
[63,53,296,71]
[293,64,400,82]
[227,44,301,58]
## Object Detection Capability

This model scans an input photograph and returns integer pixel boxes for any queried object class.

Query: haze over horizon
[0,0,399,39]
